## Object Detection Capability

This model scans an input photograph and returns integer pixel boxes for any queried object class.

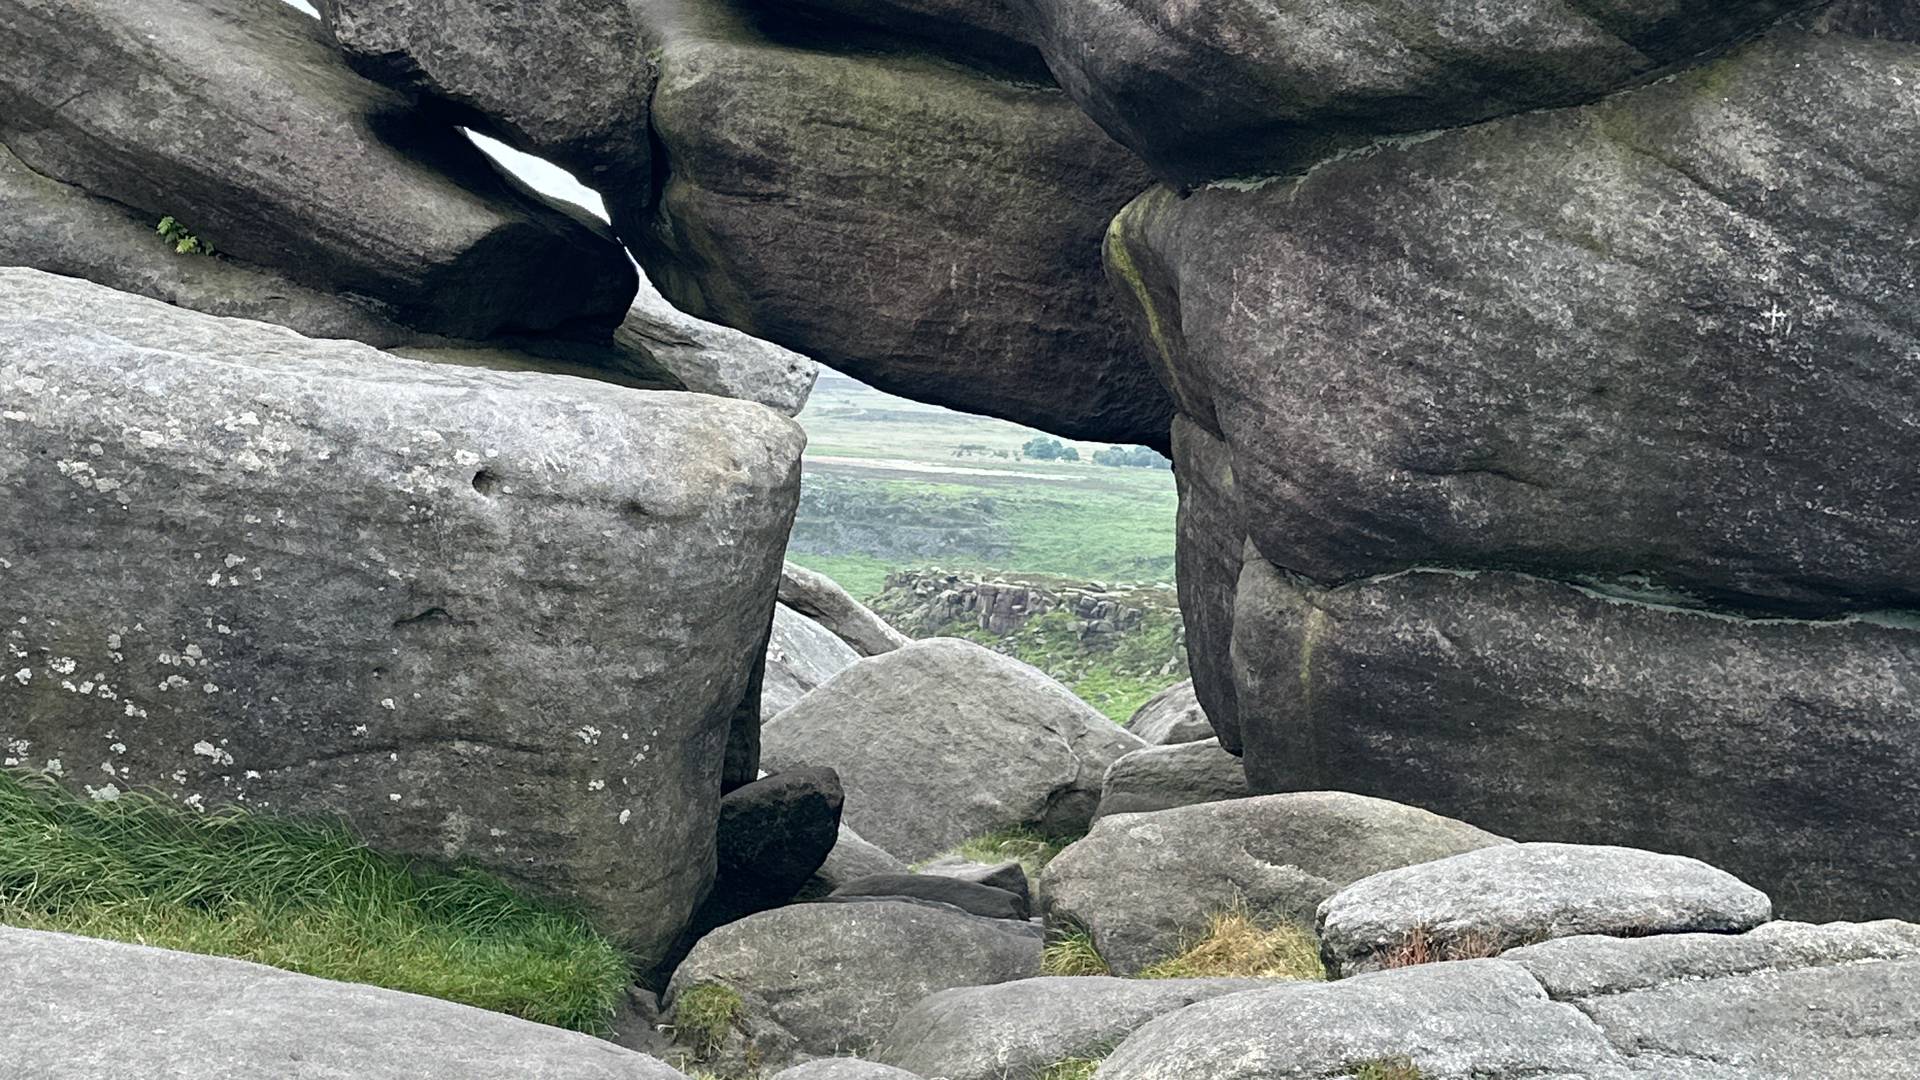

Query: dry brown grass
[1137,907,1325,981]
[1374,926,1509,970]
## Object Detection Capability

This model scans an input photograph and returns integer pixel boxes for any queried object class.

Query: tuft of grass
[1351,1058,1424,1080]
[1039,1059,1103,1080]
[1136,908,1326,981]
[155,215,214,255]
[1375,926,1509,971]
[0,769,629,1033]
[947,826,1072,880]
[1042,928,1114,977]
[672,983,745,1056]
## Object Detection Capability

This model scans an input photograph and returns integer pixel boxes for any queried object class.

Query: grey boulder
[919,858,1033,911]
[0,0,636,341]
[639,6,1170,446]
[763,604,862,721]
[1317,843,1774,977]
[1094,737,1247,819]
[621,281,820,417]
[809,824,911,894]
[830,873,1030,921]
[665,900,1040,1071]
[873,976,1267,1080]
[1011,0,1802,186]
[1,927,689,1080]
[0,269,803,960]
[761,639,1145,862]
[765,0,1047,76]
[766,1062,924,1080]
[1039,793,1507,974]
[779,562,912,657]
[1122,679,1215,745]
[713,769,845,914]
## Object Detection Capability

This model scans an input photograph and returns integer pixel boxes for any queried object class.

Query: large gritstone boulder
[1039,793,1507,975]
[0,0,637,342]
[1,928,692,1080]
[0,269,803,961]
[1317,843,1775,977]
[664,900,1041,1072]
[760,639,1145,861]
[1094,737,1248,820]
[635,0,1170,447]
[1009,0,1805,187]
[1122,679,1213,745]
[1113,15,1920,920]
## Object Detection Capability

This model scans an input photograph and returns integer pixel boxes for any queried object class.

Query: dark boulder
[831,873,1031,921]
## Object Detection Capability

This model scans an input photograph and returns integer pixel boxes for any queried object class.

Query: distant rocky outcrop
[874,569,1177,640]
[0,268,803,960]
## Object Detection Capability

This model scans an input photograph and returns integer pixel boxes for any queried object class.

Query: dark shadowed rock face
[1167,420,1243,751]
[638,2,1171,447]
[318,0,655,212]
[0,269,803,959]
[0,0,637,342]
[1009,0,1812,186]
[831,873,1030,921]
[1116,26,1920,618]
[750,0,1049,76]
[1232,562,1920,923]
[1,928,691,1080]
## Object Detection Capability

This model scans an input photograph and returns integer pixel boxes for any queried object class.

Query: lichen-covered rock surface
[0,268,803,959]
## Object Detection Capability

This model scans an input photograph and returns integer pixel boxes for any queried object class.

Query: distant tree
[1060,446,1080,462]
[1022,436,1065,461]
[1091,445,1172,470]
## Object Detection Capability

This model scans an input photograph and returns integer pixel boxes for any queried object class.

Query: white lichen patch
[86,783,121,802]
[618,809,632,826]
[575,725,602,745]
[12,668,28,685]
[587,779,606,791]
[191,740,234,766]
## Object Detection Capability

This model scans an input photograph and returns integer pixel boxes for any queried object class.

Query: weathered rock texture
[760,639,1144,861]
[2,927,690,1080]
[0,0,637,341]
[1123,679,1213,745]
[1095,737,1247,819]
[638,0,1171,446]
[1040,793,1507,974]
[665,900,1041,1071]
[621,282,820,417]
[317,0,655,221]
[1114,14,1920,920]
[1317,843,1775,977]
[1100,921,1920,1077]
[1013,0,1812,186]
[762,604,861,721]
[873,976,1266,1080]
[0,269,803,959]
[809,824,909,893]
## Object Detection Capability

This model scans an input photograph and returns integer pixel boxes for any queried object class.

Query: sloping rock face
[665,900,1041,1072]
[1094,737,1247,819]
[620,282,819,418]
[636,0,1171,446]
[762,604,861,721]
[1009,0,1806,186]
[1039,793,1507,974]
[0,0,636,341]
[1123,679,1213,745]
[760,639,1144,861]
[765,0,1048,76]
[1100,921,1920,1078]
[872,976,1266,1080]
[778,562,911,657]
[1318,843,1775,977]
[1113,13,1920,919]
[2,927,690,1080]
[0,270,803,959]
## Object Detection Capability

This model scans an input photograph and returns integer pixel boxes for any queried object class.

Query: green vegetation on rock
[1136,910,1325,981]
[1039,1058,1104,1080]
[951,605,1184,722]
[155,215,214,255]
[944,826,1073,880]
[0,769,629,1033]
[1042,928,1115,977]
[673,983,746,1056]
[1351,1059,1425,1080]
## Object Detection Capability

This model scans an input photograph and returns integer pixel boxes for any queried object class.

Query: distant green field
[791,374,1178,600]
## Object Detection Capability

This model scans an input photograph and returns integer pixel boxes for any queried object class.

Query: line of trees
[1022,437,1171,470]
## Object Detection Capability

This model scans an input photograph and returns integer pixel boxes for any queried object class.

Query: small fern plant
[155,215,214,256]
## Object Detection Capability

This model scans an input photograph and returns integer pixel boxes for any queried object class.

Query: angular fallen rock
[830,873,1029,921]
[0,268,803,959]
[1040,793,1506,974]
[665,900,1041,1072]
[1122,679,1215,745]
[761,639,1144,861]
[1094,737,1248,819]
[1,927,690,1080]
[1318,842,1774,977]
[621,282,820,418]
[872,975,1267,1080]
[779,562,912,657]
[762,604,862,721]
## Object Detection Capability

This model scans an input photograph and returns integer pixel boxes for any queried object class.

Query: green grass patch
[783,552,896,601]
[1039,1059,1104,1080]
[0,769,629,1033]
[943,826,1072,881]
[1136,909,1325,982]
[951,608,1185,723]
[1042,928,1114,977]
[1351,1059,1424,1080]
[672,982,745,1056]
